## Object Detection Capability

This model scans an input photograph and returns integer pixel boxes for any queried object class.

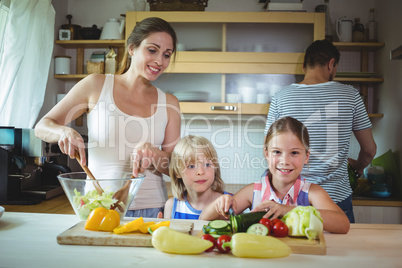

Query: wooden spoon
[74,151,104,195]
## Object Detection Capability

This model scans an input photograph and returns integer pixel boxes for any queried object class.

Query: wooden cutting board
[57,219,194,247]
[277,232,326,255]
[194,230,326,255]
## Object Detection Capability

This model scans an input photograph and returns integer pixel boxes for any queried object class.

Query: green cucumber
[246,223,269,236]
[230,211,266,233]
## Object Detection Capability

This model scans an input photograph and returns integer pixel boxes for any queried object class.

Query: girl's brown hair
[264,116,310,152]
[169,135,225,200]
[117,17,177,74]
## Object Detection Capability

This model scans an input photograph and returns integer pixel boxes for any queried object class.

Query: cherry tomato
[259,218,273,234]
[201,234,216,252]
[216,235,231,253]
[272,221,289,237]
[271,218,282,225]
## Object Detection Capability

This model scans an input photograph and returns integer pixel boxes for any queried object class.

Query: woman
[35,17,181,218]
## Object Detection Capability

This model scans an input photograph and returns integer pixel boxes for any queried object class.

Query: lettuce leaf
[72,188,125,220]
[282,206,323,240]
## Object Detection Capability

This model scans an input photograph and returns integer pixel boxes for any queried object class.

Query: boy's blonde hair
[169,135,224,200]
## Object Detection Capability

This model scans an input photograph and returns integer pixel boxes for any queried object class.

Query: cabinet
[54,12,383,117]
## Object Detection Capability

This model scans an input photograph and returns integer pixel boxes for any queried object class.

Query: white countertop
[1,212,401,268]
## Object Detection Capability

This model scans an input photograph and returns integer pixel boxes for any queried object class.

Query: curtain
[0,0,55,128]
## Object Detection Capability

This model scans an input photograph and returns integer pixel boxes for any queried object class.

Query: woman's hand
[131,142,168,177]
[58,128,86,166]
[251,201,293,219]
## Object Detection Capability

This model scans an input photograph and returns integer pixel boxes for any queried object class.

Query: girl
[35,17,181,218]
[200,117,350,234]
[164,135,231,219]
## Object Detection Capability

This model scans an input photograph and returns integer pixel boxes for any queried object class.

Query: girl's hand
[214,195,236,219]
[58,128,86,166]
[251,201,293,219]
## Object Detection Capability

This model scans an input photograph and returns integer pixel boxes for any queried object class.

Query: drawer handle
[211,105,237,111]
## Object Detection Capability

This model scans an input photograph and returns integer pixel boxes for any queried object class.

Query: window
[0,0,10,51]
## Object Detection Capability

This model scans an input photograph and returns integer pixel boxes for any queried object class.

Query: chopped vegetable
[151,226,213,254]
[113,217,144,234]
[139,221,155,233]
[202,220,232,238]
[147,221,171,232]
[246,223,269,236]
[85,207,120,232]
[282,206,323,240]
[222,233,291,258]
[73,188,126,220]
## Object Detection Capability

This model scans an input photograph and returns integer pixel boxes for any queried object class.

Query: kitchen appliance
[336,16,353,42]
[0,127,71,205]
[100,18,125,40]
[60,14,81,40]
[79,25,101,40]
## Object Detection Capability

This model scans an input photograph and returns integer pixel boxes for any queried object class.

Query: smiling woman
[34,17,182,219]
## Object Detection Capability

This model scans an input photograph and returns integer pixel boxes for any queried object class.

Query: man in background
[264,40,376,222]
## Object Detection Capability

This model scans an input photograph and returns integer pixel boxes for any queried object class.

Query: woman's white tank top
[87,74,168,210]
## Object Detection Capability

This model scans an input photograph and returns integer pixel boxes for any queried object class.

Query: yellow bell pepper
[151,226,213,255]
[222,233,292,258]
[113,217,144,234]
[85,207,120,232]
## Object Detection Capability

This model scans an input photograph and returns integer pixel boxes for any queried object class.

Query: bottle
[367,8,378,42]
[352,18,365,42]
[324,0,334,41]
[105,48,117,74]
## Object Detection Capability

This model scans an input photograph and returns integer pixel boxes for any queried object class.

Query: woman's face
[179,152,216,194]
[129,31,173,81]
[264,132,309,184]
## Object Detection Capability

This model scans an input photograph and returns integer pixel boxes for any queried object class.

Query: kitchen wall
[43,0,401,192]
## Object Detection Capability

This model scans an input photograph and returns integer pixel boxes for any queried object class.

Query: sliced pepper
[147,221,170,232]
[113,217,144,234]
[85,207,109,231]
[99,210,120,232]
[138,221,155,233]
[84,207,120,232]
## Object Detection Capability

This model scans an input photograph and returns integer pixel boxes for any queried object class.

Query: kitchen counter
[0,212,401,268]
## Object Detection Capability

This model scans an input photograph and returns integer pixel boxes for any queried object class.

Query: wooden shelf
[334,77,384,83]
[334,42,385,51]
[55,39,125,48]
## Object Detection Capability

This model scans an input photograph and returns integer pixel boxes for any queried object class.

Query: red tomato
[271,218,282,225]
[272,221,289,237]
[259,218,273,234]
[201,234,216,252]
[216,235,231,253]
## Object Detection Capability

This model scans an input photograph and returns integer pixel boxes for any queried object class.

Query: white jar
[54,56,71,74]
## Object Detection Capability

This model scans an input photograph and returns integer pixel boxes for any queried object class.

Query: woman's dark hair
[303,39,340,69]
[117,17,177,74]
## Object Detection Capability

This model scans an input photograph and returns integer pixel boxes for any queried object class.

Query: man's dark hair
[303,39,340,69]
